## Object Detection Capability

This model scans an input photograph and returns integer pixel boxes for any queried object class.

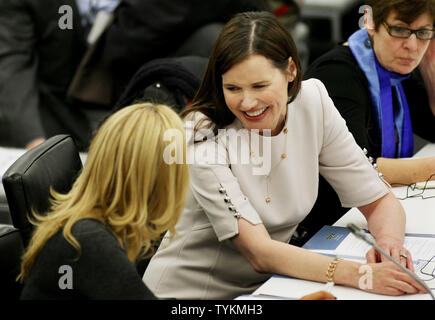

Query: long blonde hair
[17,103,189,281]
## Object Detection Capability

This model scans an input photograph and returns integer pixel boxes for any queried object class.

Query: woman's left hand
[365,235,414,272]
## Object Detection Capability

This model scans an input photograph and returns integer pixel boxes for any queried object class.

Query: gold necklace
[250,128,288,204]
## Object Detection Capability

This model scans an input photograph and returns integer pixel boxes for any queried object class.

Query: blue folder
[302,225,350,251]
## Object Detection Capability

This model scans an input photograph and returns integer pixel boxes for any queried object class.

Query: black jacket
[304,45,435,159]
[103,0,269,74]
[68,0,270,108]
[0,0,91,149]
[21,219,156,300]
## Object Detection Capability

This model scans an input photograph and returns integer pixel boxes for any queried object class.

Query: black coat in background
[0,0,269,149]
[0,0,92,149]
[103,0,269,94]
[68,0,270,108]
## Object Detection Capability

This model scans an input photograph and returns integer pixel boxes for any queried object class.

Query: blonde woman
[17,103,189,299]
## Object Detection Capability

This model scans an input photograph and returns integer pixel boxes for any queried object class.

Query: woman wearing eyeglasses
[304,0,435,186]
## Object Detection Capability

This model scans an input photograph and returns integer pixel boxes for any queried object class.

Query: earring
[364,37,372,49]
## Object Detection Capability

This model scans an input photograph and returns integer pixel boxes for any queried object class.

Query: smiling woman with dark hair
[144,11,427,300]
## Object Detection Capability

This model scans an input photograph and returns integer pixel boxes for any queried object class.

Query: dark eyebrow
[251,81,270,86]
[391,19,433,29]
[222,80,270,87]
[222,83,237,87]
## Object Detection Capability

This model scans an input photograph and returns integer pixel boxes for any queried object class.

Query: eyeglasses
[383,22,435,40]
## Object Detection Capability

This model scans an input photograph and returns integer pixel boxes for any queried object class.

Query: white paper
[332,233,435,261]
[252,232,435,300]
[415,259,435,289]
[253,275,433,300]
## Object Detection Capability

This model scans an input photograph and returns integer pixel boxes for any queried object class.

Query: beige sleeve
[314,79,390,207]
[187,123,263,242]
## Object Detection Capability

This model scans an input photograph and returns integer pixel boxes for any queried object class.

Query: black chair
[0,225,24,299]
[1,135,83,298]
[0,202,12,224]
[2,135,83,248]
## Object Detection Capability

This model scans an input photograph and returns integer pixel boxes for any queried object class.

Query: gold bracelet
[325,257,342,283]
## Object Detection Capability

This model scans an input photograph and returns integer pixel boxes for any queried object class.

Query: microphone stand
[346,223,435,300]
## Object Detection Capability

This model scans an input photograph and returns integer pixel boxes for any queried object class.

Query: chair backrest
[2,135,83,247]
[0,225,24,299]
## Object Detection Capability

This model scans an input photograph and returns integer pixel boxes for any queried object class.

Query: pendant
[265,196,271,203]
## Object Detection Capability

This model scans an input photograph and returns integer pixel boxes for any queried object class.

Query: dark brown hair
[180,11,302,133]
[365,0,435,31]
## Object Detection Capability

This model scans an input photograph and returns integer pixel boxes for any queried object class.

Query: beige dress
[143,79,389,299]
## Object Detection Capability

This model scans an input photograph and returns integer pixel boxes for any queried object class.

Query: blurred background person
[0,0,270,151]
[305,0,435,185]
[0,0,94,150]
[68,0,270,114]
[296,0,435,245]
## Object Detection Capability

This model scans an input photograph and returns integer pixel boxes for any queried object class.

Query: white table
[252,191,435,299]
[251,143,435,300]
[301,0,363,42]
[413,143,435,159]
[335,143,435,233]
[334,186,435,234]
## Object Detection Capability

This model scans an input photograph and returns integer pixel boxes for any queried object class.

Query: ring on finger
[400,253,408,259]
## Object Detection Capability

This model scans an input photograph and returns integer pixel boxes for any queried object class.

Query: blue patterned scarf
[348,29,413,158]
